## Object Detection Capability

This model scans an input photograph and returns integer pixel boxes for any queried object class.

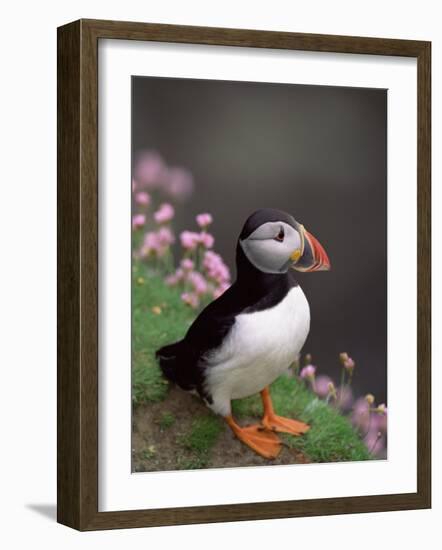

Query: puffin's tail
[156,340,193,390]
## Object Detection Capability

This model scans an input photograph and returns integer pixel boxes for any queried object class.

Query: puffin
[157,208,331,459]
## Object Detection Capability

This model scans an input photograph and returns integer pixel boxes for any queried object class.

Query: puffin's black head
[238,208,331,275]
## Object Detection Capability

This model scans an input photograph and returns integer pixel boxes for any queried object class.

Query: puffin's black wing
[156,284,242,397]
[184,289,240,356]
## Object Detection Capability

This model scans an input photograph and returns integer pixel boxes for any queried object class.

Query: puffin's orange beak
[304,230,331,271]
[292,226,331,272]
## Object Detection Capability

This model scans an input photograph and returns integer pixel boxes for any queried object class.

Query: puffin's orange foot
[232,424,282,459]
[262,413,310,436]
[225,416,282,459]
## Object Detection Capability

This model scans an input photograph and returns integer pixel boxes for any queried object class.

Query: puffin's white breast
[204,286,310,415]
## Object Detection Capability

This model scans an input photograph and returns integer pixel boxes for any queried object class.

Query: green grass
[132,259,371,464]
[157,411,176,430]
[177,414,224,469]
[180,415,224,453]
[176,454,211,470]
[132,262,195,405]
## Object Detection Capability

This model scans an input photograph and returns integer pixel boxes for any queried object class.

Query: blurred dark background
[132,76,387,404]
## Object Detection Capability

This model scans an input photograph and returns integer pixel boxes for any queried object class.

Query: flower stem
[339,368,346,406]
[361,410,372,439]
[292,358,300,377]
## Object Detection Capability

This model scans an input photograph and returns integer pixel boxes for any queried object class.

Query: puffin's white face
[240,221,303,274]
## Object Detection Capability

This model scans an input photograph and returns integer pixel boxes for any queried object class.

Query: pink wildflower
[314,375,333,398]
[165,167,194,200]
[199,232,215,249]
[139,229,172,258]
[181,292,199,309]
[140,231,161,257]
[156,226,175,246]
[132,214,146,230]
[196,213,213,228]
[135,191,150,206]
[203,251,219,265]
[343,357,355,372]
[188,271,208,295]
[351,397,371,431]
[180,231,200,250]
[214,264,230,284]
[154,203,175,224]
[133,151,165,190]
[203,254,215,271]
[180,258,194,271]
[203,251,231,284]
[300,365,316,380]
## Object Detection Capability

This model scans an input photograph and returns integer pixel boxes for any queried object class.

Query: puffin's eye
[274,227,285,242]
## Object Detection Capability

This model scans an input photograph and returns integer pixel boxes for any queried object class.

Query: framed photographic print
[57,19,431,530]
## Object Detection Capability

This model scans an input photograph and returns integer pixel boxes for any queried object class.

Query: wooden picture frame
[57,18,431,531]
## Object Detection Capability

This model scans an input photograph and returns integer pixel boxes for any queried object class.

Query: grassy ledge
[132,263,195,405]
[132,262,371,471]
